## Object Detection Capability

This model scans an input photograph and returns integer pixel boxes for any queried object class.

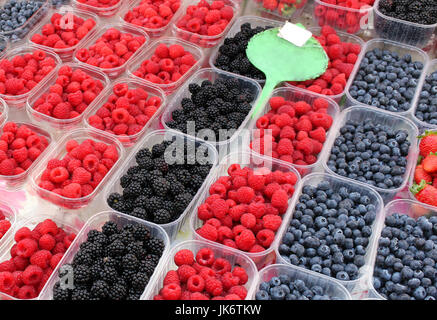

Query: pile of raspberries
[0,122,50,177]
[0,219,76,299]
[154,248,249,300]
[196,164,298,253]
[124,0,181,30]
[0,209,12,241]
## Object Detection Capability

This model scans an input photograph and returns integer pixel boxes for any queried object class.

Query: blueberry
[270,286,286,300]
[269,277,281,287]
[413,286,427,300]
[255,290,270,300]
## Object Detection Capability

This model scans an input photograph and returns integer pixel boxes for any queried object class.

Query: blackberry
[174,193,193,211]
[152,177,169,194]
[71,288,91,300]
[145,196,163,213]
[110,200,129,214]
[131,272,150,290]
[103,257,120,271]
[136,148,152,159]
[138,259,156,276]
[107,240,125,257]
[72,250,94,267]
[146,238,165,255]
[153,157,169,174]
[144,254,160,265]
[123,181,143,199]
[100,266,118,284]
[126,241,147,260]
[169,181,185,196]
[152,143,166,157]
[90,280,109,299]
[176,169,191,186]
[189,175,205,190]
[137,156,154,170]
[102,221,118,237]
[121,268,137,283]
[73,264,91,284]
[188,83,201,94]
[153,209,172,224]
[107,193,123,207]
[130,207,148,220]
[89,263,103,281]
[133,195,148,209]
[122,253,139,270]
[119,230,136,246]
[132,225,151,241]
[127,288,143,300]
[127,165,141,176]
[108,281,127,300]
[53,282,70,300]
[146,169,163,183]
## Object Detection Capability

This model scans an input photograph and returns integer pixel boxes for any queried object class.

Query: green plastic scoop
[246,24,328,117]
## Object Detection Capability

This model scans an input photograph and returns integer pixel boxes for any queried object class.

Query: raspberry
[174,249,194,266]
[161,283,182,300]
[22,265,43,286]
[14,227,33,242]
[262,214,282,231]
[235,229,255,251]
[16,239,38,258]
[62,183,82,198]
[271,189,288,209]
[0,272,15,293]
[29,250,52,269]
[17,285,37,299]
[168,44,185,59]
[210,198,229,219]
[240,213,256,229]
[232,266,248,285]
[256,229,275,248]
[35,219,58,236]
[197,223,218,242]
[309,112,333,130]
[221,272,240,290]
[195,248,214,266]
[49,167,69,184]
[38,234,56,251]
[0,260,15,272]
[228,285,247,299]
[163,270,180,286]
[187,274,205,292]
[309,127,327,143]
[0,159,15,176]
[204,277,223,296]
[177,264,196,283]
[212,258,231,275]
[236,186,255,204]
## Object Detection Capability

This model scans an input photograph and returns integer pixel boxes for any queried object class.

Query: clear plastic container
[209,15,283,86]
[161,68,262,158]
[344,38,429,117]
[190,151,301,269]
[0,200,17,251]
[285,26,365,104]
[26,62,110,131]
[171,0,240,48]
[28,5,100,61]
[82,77,166,147]
[142,239,258,300]
[373,0,437,48]
[321,105,419,203]
[245,86,340,177]
[0,34,9,57]
[30,128,124,209]
[274,172,385,293]
[0,122,53,190]
[0,45,62,107]
[38,210,170,300]
[0,213,84,300]
[119,0,183,38]
[411,59,437,131]
[103,129,219,241]
[252,0,307,21]
[126,37,204,95]
[312,0,374,34]
[0,0,50,43]
[72,0,122,17]
[72,22,149,79]
[248,264,352,300]
[366,199,437,300]
[0,97,8,129]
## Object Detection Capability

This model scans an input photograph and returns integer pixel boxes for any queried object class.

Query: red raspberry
[38,234,56,251]
[197,223,218,242]
[256,229,275,248]
[174,249,194,266]
[240,213,256,229]
[0,159,15,176]
[16,239,38,258]
[62,183,82,198]
[177,264,196,283]
[0,260,15,272]
[29,250,52,269]
[186,274,205,292]
[271,189,288,209]
[262,214,282,231]
[212,258,231,275]
[236,186,255,204]
[17,285,37,299]
[210,198,229,219]
[221,272,240,290]
[204,277,223,296]
[232,266,248,285]
[35,219,58,237]
[235,229,255,251]
[22,265,43,286]
[195,248,215,266]
[162,283,182,300]
[0,272,15,293]
[247,173,266,191]
[309,127,327,143]
[163,270,180,286]
[14,227,33,242]
[228,285,247,299]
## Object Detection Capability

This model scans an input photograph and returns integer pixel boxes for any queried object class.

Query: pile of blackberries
[327,119,410,189]
[53,221,166,300]
[373,214,437,300]
[255,275,339,300]
[166,78,256,142]
[415,70,437,126]
[107,139,213,224]
[279,181,377,281]
[214,22,271,80]
[348,48,423,112]
[378,0,437,25]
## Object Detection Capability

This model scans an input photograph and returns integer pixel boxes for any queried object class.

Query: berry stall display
[0,218,76,299]
[30,11,97,51]
[372,213,437,300]
[173,0,236,47]
[107,138,213,225]
[165,74,258,143]
[288,26,362,99]
[0,209,12,241]
[153,247,250,300]
[0,122,50,178]
[130,42,199,86]
[278,176,380,281]
[36,136,120,206]
[250,93,335,169]
[411,131,437,208]
[213,22,274,81]
[52,221,166,300]
[313,0,375,34]
[347,45,425,113]
[253,0,306,19]
[414,65,437,127]
[195,163,298,253]
[29,64,105,121]
[86,80,163,143]
[122,0,182,35]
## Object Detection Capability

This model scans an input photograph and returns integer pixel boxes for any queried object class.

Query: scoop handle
[251,77,279,119]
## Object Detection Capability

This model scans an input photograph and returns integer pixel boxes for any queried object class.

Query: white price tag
[277,21,312,47]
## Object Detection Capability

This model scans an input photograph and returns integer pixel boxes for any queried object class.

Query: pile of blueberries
[414,70,437,126]
[255,275,339,300]
[278,181,377,281]
[373,214,437,300]
[0,0,46,41]
[348,48,423,113]
[327,118,410,190]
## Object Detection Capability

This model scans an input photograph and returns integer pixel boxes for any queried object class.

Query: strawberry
[411,180,437,207]
[414,165,432,184]
[419,130,437,157]
[422,153,437,173]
